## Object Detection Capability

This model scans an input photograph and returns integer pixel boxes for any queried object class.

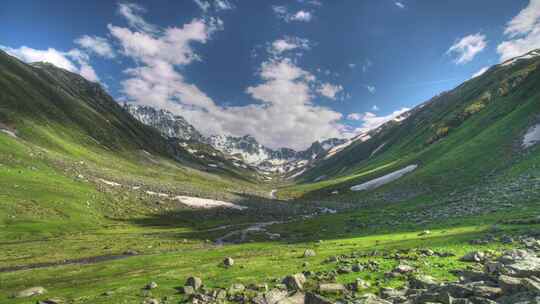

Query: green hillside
[2,50,540,304]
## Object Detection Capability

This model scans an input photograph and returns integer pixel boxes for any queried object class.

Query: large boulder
[185,276,203,290]
[283,274,307,291]
[498,250,540,277]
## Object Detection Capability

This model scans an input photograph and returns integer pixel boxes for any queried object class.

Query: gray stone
[305,292,333,304]
[182,285,196,295]
[144,299,159,304]
[409,275,438,289]
[318,283,346,294]
[224,257,235,267]
[461,251,486,263]
[303,249,316,258]
[228,283,245,295]
[472,285,503,299]
[283,274,306,291]
[350,278,371,291]
[393,264,415,274]
[186,276,203,290]
[277,292,305,304]
[146,281,158,289]
[498,275,523,294]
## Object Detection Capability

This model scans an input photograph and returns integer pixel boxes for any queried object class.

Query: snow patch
[174,196,247,210]
[208,163,218,168]
[98,178,121,187]
[0,129,17,138]
[146,191,169,198]
[523,124,540,148]
[501,50,540,67]
[370,142,386,157]
[351,164,418,192]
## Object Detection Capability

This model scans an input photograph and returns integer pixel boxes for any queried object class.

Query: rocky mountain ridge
[124,104,347,173]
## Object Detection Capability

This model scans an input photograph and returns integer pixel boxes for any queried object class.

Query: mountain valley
[2,44,540,304]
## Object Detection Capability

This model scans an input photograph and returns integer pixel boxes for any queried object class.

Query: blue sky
[1,0,539,149]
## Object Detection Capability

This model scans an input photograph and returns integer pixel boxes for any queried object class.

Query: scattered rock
[393,264,415,274]
[303,249,316,258]
[318,283,346,294]
[305,292,334,304]
[224,257,235,267]
[461,251,486,262]
[283,274,306,291]
[146,281,158,289]
[186,276,203,290]
[228,283,245,295]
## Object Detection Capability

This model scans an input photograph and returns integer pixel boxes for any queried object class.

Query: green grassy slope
[282,50,540,200]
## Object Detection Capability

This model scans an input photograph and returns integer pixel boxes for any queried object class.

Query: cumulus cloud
[317,83,343,100]
[75,35,115,58]
[497,0,540,62]
[117,2,158,33]
[366,85,376,94]
[109,2,344,150]
[270,36,310,55]
[347,113,362,121]
[471,66,489,79]
[0,45,100,82]
[273,6,313,22]
[194,0,233,12]
[395,2,405,9]
[447,33,487,64]
[372,105,379,111]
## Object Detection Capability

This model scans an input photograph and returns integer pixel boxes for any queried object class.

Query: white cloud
[290,10,312,22]
[347,113,362,121]
[366,85,376,94]
[348,63,356,69]
[75,35,115,58]
[372,105,379,111]
[317,83,343,100]
[0,45,100,82]
[504,0,540,37]
[117,2,158,33]
[395,2,405,9]
[273,6,313,22]
[471,66,489,79]
[195,0,234,12]
[110,3,344,150]
[497,0,540,62]
[270,36,310,55]
[447,33,487,64]
[194,0,211,12]
[214,0,233,11]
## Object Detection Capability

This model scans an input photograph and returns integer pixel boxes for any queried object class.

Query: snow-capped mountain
[125,104,203,141]
[124,104,347,173]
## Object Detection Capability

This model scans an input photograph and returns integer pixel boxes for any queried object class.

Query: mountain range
[125,104,348,173]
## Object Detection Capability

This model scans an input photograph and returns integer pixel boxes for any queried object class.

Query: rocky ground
[13,233,540,304]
